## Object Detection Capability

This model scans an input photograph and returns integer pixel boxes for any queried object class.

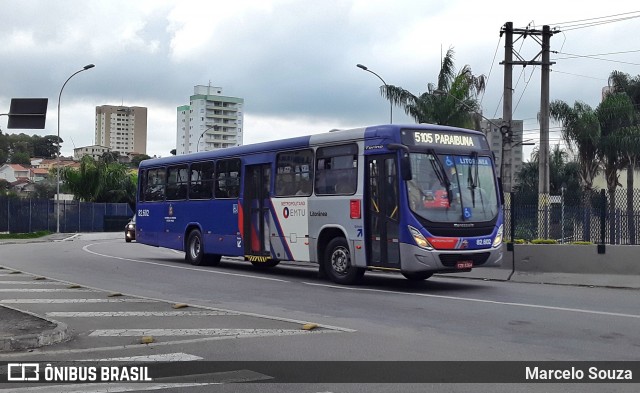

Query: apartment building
[177,85,244,155]
[95,105,148,155]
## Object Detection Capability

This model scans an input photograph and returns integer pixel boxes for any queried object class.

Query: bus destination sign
[403,130,485,149]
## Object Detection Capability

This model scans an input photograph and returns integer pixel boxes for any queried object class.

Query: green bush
[570,241,593,245]
[0,231,51,240]
[531,238,558,244]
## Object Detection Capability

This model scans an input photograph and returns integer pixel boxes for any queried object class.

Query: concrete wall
[451,244,640,288]
[506,244,640,275]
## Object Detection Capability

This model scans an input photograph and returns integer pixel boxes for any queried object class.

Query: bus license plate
[456,261,473,269]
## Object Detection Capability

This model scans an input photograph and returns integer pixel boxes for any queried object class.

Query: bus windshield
[407,152,499,223]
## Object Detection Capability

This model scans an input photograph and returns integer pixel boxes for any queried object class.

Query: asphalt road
[0,233,638,392]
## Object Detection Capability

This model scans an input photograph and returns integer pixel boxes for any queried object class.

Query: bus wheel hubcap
[191,238,200,259]
[331,247,349,274]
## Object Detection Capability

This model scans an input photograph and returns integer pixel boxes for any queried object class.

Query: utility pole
[538,25,553,239]
[500,22,556,238]
[500,22,514,193]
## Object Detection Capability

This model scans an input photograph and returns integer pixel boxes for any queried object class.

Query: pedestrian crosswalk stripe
[0,298,157,303]
[47,311,238,317]
[0,288,94,292]
[0,281,66,285]
[82,352,203,361]
[0,382,218,392]
[89,328,314,337]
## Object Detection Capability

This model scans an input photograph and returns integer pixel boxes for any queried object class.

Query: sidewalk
[0,304,70,352]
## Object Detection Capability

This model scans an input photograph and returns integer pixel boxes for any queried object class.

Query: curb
[0,304,71,352]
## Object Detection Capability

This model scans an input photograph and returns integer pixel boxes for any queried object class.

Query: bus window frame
[166,164,189,201]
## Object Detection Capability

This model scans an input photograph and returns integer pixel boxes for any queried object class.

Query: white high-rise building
[95,105,148,155]
[177,85,244,155]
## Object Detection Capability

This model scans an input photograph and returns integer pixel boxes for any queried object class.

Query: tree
[608,71,640,243]
[549,100,600,193]
[10,152,31,165]
[60,155,136,203]
[380,47,486,129]
[130,154,151,168]
[596,92,635,242]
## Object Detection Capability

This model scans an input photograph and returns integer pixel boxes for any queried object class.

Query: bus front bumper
[401,243,503,273]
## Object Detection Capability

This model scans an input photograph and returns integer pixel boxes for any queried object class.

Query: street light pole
[196,125,220,152]
[56,64,95,233]
[356,64,392,124]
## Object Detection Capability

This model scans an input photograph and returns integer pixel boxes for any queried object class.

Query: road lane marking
[1,298,157,304]
[83,243,290,283]
[46,311,238,317]
[303,282,640,320]
[0,383,217,392]
[82,352,203,361]
[89,328,314,337]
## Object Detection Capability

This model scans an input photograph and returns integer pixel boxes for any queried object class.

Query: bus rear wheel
[185,230,221,266]
[401,271,433,281]
[324,237,364,285]
[185,230,204,266]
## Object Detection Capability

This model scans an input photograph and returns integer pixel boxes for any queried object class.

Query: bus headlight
[492,225,503,248]
[409,226,433,250]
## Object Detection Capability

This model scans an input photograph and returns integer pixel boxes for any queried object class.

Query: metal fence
[0,196,134,234]
[504,189,640,245]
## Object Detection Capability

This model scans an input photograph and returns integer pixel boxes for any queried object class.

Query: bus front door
[242,164,272,261]
[365,155,401,268]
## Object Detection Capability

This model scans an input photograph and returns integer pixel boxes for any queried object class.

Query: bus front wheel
[324,238,364,285]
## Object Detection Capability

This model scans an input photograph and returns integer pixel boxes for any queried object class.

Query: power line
[480,35,503,106]
[555,14,640,31]
[551,70,607,81]
[544,11,640,28]
[553,51,640,66]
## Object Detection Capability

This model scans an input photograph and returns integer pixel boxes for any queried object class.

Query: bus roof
[139,123,485,168]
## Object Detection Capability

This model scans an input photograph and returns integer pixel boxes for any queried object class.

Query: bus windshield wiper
[468,152,479,208]
[428,149,452,205]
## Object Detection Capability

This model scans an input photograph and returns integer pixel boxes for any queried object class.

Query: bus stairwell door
[243,164,271,258]
[366,155,400,268]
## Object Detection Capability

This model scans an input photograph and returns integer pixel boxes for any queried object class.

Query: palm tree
[608,71,640,244]
[380,48,486,130]
[549,100,600,193]
[596,92,635,242]
[60,155,137,203]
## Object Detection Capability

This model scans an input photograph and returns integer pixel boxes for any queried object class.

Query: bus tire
[250,259,280,268]
[401,271,433,281]
[324,237,364,285]
[185,229,205,266]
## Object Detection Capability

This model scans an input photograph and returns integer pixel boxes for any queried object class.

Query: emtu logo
[283,207,290,219]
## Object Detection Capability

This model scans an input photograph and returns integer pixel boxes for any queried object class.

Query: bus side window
[216,158,241,199]
[145,167,166,201]
[315,144,358,196]
[275,149,313,197]
[167,165,188,200]
[189,161,214,199]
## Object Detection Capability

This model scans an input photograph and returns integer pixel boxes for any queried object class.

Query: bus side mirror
[387,143,412,181]
[400,153,412,181]
[497,177,505,205]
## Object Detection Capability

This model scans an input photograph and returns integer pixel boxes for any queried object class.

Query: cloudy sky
[1,0,639,159]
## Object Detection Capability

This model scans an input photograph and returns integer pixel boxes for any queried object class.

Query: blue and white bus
[136,124,503,284]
